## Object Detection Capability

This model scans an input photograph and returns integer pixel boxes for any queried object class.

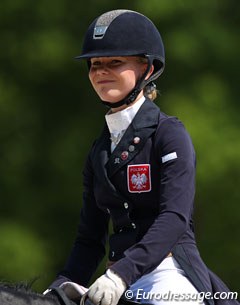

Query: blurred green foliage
[0,0,239,293]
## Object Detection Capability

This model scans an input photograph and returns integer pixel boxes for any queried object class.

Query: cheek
[88,72,97,89]
[120,70,138,88]
[88,71,93,83]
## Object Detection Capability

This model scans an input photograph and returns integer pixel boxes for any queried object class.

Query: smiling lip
[97,80,115,84]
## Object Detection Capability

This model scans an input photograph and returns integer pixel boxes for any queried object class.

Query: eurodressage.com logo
[124,289,239,303]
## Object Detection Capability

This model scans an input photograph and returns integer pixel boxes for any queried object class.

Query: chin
[99,94,124,103]
[97,89,126,103]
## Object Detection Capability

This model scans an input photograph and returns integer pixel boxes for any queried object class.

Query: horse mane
[0,281,33,292]
[0,281,79,305]
[0,280,57,302]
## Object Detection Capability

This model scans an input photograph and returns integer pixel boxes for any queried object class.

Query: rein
[50,288,77,305]
[49,288,153,305]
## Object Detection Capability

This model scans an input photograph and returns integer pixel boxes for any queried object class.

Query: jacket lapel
[106,99,160,178]
[92,125,122,195]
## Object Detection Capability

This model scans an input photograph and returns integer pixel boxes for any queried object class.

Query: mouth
[97,80,115,84]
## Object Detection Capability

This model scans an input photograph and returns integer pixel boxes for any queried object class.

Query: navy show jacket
[52,99,238,305]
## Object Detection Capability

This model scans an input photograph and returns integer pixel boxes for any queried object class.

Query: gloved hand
[87,269,126,305]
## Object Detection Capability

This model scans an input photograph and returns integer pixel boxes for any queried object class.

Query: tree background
[0,0,239,293]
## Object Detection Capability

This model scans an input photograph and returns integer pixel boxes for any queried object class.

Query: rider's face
[88,56,148,104]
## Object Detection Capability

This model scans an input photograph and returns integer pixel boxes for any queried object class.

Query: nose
[95,65,109,75]
[90,62,111,75]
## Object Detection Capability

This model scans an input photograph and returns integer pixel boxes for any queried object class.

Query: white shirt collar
[105,96,145,135]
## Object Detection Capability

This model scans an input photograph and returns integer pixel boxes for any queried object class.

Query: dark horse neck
[0,285,63,305]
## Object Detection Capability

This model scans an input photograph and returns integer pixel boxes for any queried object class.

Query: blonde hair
[144,82,158,101]
[137,57,158,101]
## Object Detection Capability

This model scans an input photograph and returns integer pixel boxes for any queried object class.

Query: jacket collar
[105,96,145,135]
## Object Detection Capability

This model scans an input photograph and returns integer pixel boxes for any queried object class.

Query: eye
[90,58,125,71]
[91,60,102,67]
[111,60,121,64]
[109,59,123,66]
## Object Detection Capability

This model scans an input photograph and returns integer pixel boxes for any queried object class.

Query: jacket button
[128,145,135,152]
[133,137,140,144]
[123,202,128,209]
[132,223,136,229]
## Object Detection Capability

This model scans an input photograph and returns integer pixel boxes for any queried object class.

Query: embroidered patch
[127,164,151,193]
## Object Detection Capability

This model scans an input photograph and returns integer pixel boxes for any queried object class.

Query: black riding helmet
[76,9,165,108]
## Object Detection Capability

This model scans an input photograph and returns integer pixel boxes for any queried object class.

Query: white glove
[87,269,126,305]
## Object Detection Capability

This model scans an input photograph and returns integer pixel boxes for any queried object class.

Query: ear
[145,64,154,80]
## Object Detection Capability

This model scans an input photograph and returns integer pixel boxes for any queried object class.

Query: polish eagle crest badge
[127,164,151,193]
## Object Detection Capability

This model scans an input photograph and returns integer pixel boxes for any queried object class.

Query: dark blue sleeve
[110,118,196,285]
[54,149,110,286]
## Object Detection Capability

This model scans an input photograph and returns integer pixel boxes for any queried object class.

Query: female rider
[47,10,238,305]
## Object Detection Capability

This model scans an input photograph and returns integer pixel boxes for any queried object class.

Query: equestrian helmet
[76,9,165,106]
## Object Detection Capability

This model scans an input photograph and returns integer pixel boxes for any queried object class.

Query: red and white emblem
[127,164,151,193]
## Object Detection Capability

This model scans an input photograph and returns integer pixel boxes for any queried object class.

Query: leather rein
[50,288,77,305]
